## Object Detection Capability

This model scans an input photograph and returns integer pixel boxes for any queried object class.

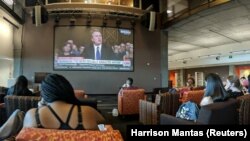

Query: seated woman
[225,75,244,98]
[7,75,34,96]
[200,73,229,106]
[186,77,195,90]
[23,74,105,130]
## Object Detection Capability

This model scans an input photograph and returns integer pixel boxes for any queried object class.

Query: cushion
[16,127,123,141]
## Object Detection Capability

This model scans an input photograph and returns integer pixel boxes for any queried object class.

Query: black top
[35,105,84,130]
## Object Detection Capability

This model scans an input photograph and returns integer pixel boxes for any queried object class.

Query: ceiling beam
[209,29,241,43]
[169,39,208,48]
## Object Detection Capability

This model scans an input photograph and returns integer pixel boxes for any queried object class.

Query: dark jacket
[83,45,114,60]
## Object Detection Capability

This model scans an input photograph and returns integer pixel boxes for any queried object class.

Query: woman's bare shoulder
[23,108,38,127]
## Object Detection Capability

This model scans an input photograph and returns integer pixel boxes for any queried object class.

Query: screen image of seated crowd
[54,26,134,71]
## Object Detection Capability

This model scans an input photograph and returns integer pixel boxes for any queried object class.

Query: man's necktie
[96,46,101,60]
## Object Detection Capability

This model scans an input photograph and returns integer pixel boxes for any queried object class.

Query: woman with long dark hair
[23,74,105,130]
[7,75,33,96]
[200,73,229,106]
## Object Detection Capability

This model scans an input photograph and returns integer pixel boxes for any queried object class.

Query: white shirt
[94,45,102,60]
[200,96,213,106]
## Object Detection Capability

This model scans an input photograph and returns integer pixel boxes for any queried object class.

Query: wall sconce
[103,14,107,27]
[87,13,92,26]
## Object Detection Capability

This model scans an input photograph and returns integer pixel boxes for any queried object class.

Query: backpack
[176,101,199,121]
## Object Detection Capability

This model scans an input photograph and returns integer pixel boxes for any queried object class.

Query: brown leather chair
[74,90,88,100]
[237,94,250,125]
[160,98,238,125]
[180,90,204,104]
[118,88,145,115]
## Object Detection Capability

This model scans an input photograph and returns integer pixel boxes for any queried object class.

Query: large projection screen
[54,26,134,71]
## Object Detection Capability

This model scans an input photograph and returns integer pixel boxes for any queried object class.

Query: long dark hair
[41,73,81,105]
[205,73,229,102]
[13,75,29,96]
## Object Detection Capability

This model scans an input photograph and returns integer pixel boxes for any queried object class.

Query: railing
[28,0,145,18]
[46,0,137,8]
[161,0,231,29]
[0,0,24,24]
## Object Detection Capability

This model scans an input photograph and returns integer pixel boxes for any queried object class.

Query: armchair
[160,98,238,125]
[237,94,250,125]
[4,95,41,117]
[74,89,88,100]
[118,88,145,115]
[180,90,204,104]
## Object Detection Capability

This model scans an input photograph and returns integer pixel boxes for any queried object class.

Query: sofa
[16,126,123,141]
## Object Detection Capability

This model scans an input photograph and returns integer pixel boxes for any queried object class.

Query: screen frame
[53,25,135,72]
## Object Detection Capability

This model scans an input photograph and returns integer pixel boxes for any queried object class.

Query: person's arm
[82,106,105,130]
[23,108,38,128]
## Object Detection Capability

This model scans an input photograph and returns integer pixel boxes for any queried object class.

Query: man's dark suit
[83,45,114,60]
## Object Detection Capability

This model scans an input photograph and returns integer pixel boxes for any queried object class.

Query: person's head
[187,77,195,87]
[15,75,28,88]
[126,77,133,86]
[63,43,71,53]
[205,73,229,101]
[226,75,242,90]
[240,76,246,80]
[67,40,74,44]
[41,74,81,105]
[79,46,85,54]
[120,43,126,52]
[13,75,29,95]
[91,29,102,46]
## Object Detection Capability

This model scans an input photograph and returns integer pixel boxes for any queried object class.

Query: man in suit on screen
[84,29,114,60]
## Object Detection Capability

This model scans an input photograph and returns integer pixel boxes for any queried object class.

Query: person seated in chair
[200,73,229,106]
[121,77,138,90]
[186,77,195,90]
[23,74,105,130]
[7,75,34,96]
